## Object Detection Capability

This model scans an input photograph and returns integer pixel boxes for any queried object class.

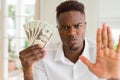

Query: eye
[57,25,70,30]
[74,24,81,29]
[63,26,70,30]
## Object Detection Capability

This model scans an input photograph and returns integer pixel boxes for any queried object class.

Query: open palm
[80,23,120,79]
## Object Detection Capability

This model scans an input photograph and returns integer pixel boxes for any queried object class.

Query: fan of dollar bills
[24,20,55,47]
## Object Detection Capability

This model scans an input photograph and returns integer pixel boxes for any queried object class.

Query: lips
[69,39,77,44]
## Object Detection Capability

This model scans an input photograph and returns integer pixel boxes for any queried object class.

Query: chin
[69,46,79,51]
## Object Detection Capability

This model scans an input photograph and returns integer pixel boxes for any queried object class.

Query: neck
[63,41,85,63]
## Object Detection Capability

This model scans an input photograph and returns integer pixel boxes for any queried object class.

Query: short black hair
[56,0,85,18]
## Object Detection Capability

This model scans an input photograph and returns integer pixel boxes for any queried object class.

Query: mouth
[69,39,78,44]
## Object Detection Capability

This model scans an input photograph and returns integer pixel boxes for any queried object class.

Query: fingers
[116,36,120,53]
[20,44,43,57]
[107,26,114,49]
[97,23,114,50]
[19,44,46,67]
[21,51,45,64]
[96,28,102,50]
[102,23,108,48]
[79,56,93,70]
[20,44,43,54]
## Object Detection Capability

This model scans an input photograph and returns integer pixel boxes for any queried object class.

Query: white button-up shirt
[33,38,106,80]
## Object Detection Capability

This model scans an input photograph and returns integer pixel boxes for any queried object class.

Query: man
[19,0,120,80]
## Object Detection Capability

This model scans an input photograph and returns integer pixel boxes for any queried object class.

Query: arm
[23,68,33,80]
[19,44,46,80]
[80,23,120,79]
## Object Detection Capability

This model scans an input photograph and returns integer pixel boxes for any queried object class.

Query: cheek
[77,29,86,37]
[59,31,67,41]
[59,32,66,38]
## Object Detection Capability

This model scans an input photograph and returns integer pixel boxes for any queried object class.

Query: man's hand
[80,23,120,79]
[19,44,46,80]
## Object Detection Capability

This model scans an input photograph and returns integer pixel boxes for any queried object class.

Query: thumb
[79,55,93,70]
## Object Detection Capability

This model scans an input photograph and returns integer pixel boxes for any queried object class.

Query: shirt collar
[54,38,90,63]
[81,38,90,60]
[54,42,65,62]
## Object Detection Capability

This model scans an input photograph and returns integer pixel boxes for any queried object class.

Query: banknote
[24,20,55,47]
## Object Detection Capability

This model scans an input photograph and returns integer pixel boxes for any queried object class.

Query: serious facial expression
[57,11,86,51]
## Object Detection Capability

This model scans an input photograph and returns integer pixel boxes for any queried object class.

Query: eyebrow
[60,22,84,27]
[73,22,83,26]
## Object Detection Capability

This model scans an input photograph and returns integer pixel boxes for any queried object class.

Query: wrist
[23,68,33,80]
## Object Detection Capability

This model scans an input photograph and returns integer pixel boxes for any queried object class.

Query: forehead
[57,11,85,25]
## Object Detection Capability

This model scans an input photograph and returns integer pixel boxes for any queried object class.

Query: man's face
[57,11,86,51]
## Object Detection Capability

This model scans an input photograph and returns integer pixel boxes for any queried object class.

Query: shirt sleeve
[33,61,47,80]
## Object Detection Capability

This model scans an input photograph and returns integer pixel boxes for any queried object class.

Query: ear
[84,22,87,29]
[85,22,87,25]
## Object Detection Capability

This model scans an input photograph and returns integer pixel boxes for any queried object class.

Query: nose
[68,26,76,36]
